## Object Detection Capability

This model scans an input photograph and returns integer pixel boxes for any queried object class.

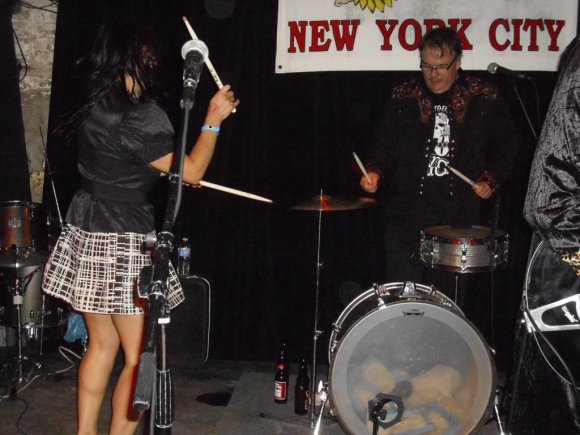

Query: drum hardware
[40,126,65,230]
[419,225,509,274]
[326,281,495,434]
[289,190,378,428]
[0,248,49,269]
[373,282,387,307]
[0,266,57,392]
[420,224,508,352]
[368,393,405,434]
[0,201,49,253]
[289,193,377,212]
[493,392,508,435]
[313,380,329,435]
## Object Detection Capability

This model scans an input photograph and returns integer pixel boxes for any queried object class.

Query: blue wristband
[201,125,220,133]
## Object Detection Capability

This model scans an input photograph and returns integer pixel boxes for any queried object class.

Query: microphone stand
[132,81,198,434]
[488,190,501,352]
[511,84,538,141]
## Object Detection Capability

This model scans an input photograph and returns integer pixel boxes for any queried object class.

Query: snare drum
[328,282,495,434]
[420,225,508,273]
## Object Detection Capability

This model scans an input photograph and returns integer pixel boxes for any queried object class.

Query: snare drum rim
[422,225,507,245]
[0,200,45,213]
[328,299,497,435]
[0,201,46,225]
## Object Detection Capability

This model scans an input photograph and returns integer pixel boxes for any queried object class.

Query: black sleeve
[120,101,175,163]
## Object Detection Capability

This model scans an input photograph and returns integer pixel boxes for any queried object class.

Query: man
[360,27,517,308]
[509,36,580,433]
[524,35,580,280]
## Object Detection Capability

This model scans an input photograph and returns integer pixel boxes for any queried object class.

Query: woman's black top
[67,90,174,234]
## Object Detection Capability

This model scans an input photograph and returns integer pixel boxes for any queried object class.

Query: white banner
[275,0,578,73]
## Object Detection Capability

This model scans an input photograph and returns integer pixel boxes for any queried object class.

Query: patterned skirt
[42,225,184,315]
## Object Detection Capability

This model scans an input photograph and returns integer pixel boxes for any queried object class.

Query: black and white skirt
[42,225,184,315]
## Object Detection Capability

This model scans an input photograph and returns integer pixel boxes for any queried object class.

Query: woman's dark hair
[57,19,163,137]
[419,27,463,58]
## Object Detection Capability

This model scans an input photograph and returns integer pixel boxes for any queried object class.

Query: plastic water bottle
[177,237,191,278]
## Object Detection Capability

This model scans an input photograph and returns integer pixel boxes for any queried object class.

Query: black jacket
[368,71,518,229]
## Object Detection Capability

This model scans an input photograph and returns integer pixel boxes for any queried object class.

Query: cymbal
[290,194,377,211]
[0,250,49,268]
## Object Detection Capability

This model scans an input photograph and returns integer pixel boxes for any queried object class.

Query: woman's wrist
[203,117,222,127]
[201,125,220,133]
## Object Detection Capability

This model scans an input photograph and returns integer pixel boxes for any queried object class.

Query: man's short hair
[419,27,463,58]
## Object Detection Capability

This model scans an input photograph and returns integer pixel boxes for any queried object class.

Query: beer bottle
[274,342,289,403]
[294,358,310,414]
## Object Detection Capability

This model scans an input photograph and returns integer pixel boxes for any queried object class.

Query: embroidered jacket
[367,71,518,227]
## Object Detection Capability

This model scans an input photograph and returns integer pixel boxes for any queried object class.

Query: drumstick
[182,16,236,113]
[447,165,476,187]
[199,180,272,204]
[353,152,371,183]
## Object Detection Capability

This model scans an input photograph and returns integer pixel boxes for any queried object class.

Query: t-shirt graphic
[427,104,451,177]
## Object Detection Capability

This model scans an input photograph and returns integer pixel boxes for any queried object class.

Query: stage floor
[0,342,503,434]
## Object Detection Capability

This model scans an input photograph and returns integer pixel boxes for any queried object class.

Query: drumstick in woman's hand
[182,16,236,113]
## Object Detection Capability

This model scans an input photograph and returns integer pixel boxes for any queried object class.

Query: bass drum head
[329,300,495,434]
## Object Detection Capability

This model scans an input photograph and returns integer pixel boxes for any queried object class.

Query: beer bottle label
[274,381,287,400]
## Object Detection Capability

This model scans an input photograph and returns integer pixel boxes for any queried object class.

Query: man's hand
[360,172,381,193]
[473,181,493,199]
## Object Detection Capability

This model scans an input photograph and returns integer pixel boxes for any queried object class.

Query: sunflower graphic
[335,0,396,13]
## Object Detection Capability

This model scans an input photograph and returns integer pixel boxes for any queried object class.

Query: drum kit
[290,193,509,434]
[0,200,66,386]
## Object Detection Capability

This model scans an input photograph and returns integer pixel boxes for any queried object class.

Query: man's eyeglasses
[420,55,458,72]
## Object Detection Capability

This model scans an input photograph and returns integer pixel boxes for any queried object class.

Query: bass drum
[328,282,495,435]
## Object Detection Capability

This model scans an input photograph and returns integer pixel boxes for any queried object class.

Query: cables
[0,342,82,435]
[16,1,58,14]
[12,28,28,83]
[12,0,59,83]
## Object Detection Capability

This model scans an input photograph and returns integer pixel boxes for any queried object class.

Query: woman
[42,21,239,435]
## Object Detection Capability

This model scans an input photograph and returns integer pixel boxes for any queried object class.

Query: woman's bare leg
[78,313,120,435]
[109,314,145,435]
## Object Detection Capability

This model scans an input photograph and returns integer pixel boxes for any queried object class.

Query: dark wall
[43,0,562,365]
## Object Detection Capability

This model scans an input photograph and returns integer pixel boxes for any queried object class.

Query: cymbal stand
[35,292,52,363]
[12,278,25,385]
[313,381,329,435]
[40,126,64,228]
[6,267,51,395]
[309,192,323,428]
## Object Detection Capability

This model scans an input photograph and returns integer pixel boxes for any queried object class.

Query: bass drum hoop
[328,282,495,435]
[328,282,460,361]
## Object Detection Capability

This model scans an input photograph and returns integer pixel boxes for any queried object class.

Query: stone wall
[12,1,57,203]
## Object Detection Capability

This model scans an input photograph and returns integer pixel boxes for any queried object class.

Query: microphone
[181,39,209,89]
[487,62,532,80]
